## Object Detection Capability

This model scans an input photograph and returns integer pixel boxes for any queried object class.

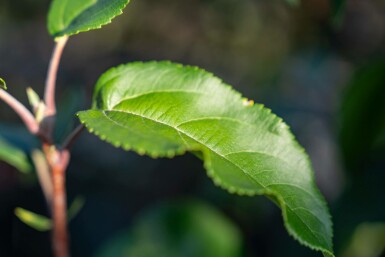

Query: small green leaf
[15,197,86,232]
[26,87,46,123]
[26,87,41,110]
[95,201,243,257]
[0,77,7,90]
[0,136,32,173]
[78,61,334,256]
[68,196,86,221]
[14,208,52,232]
[47,0,131,38]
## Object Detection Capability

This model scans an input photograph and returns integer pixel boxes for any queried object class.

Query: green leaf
[14,197,86,232]
[26,87,46,123]
[341,223,385,257]
[47,0,130,38]
[0,124,38,173]
[14,208,52,232]
[340,59,385,173]
[95,201,243,257]
[330,0,346,27]
[0,136,32,173]
[54,87,85,142]
[0,77,6,90]
[285,0,300,7]
[26,87,41,110]
[78,61,334,256]
[68,196,86,221]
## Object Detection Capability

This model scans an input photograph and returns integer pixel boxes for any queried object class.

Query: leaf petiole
[0,89,39,134]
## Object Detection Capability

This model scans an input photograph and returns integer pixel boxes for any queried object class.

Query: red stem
[44,36,68,135]
[44,145,70,257]
[0,89,39,134]
[1,31,74,257]
[42,36,71,257]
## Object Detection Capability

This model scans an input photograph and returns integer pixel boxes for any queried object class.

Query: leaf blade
[340,59,385,173]
[48,0,130,38]
[14,197,85,232]
[78,61,334,256]
[14,208,52,232]
[95,200,243,257]
[0,77,7,90]
[0,136,32,173]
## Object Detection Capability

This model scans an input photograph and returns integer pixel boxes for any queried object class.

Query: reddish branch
[0,89,39,134]
[44,36,68,136]
[43,37,72,257]
[62,124,85,150]
[1,34,78,257]
[44,145,70,257]
[44,36,68,115]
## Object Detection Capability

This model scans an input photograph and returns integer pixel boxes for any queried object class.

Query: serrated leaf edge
[78,112,187,159]
[51,0,130,38]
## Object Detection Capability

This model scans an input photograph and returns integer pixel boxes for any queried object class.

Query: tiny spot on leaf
[242,98,254,107]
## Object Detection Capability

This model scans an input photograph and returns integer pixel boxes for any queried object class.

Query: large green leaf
[95,201,243,257]
[47,0,130,38]
[78,61,334,256]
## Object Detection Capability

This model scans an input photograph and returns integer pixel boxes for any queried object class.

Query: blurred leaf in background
[14,196,85,232]
[285,0,300,7]
[95,200,243,257]
[14,208,52,232]
[0,124,38,173]
[330,0,346,26]
[340,58,385,175]
[340,223,385,257]
[333,57,385,255]
[0,136,32,173]
[54,88,85,143]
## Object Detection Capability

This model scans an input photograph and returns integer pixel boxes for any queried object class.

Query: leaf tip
[0,77,7,90]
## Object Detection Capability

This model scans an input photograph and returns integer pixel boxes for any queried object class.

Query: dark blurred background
[0,0,385,256]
